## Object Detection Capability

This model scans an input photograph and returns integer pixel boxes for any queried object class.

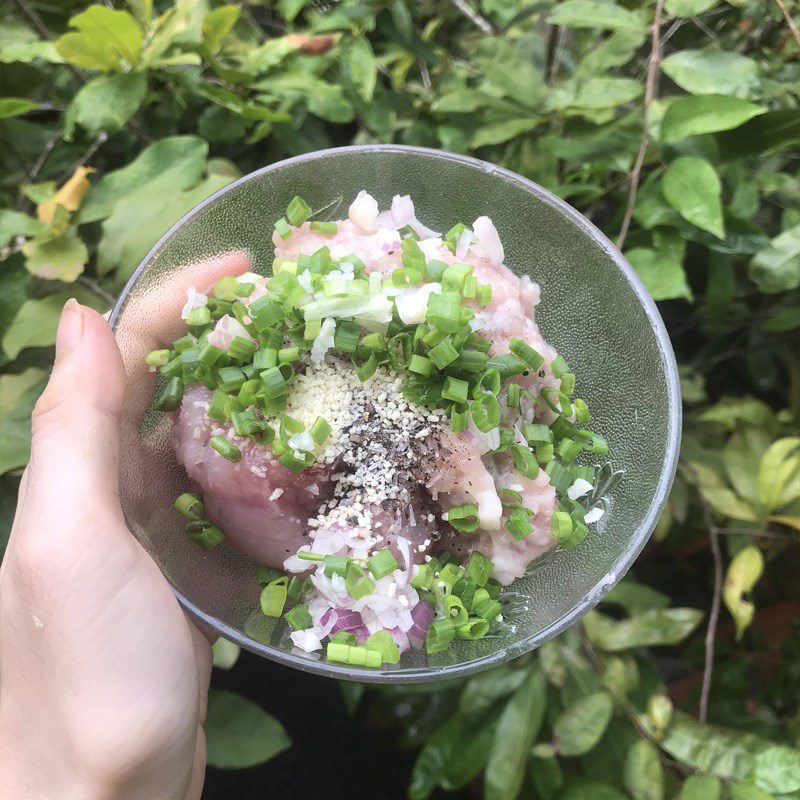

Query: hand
[0,300,212,800]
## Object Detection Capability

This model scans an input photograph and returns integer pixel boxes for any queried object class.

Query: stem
[616,0,665,250]
[775,0,800,48]
[449,0,495,35]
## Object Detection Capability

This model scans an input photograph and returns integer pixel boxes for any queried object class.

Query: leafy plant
[1,0,798,793]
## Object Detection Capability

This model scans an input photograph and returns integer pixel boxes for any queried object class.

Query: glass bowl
[110,145,680,683]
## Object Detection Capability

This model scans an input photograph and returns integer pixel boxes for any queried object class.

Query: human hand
[0,300,212,800]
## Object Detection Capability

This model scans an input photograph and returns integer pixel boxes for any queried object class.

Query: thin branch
[450,0,496,36]
[548,27,569,86]
[715,527,797,543]
[616,0,665,250]
[78,276,116,307]
[775,0,800,48]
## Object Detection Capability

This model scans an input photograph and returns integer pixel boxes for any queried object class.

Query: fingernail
[56,299,83,358]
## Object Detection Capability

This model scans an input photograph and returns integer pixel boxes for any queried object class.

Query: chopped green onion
[505,507,534,540]
[286,575,307,602]
[457,617,490,639]
[506,383,521,409]
[551,355,570,378]
[426,259,447,280]
[249,296,283,331]
[260,366,288,398]
[473,598,501,623]
[323,554,350,578]
[345,562,375,600]
[255,565,284,586]
[465,551,493,586]
[278,346,300,364]
[388,333,413,370]
[470,393,500,432]
[429,337,459,370]
[452,576,477,609]
[217,366,246,392]
[175,492,204,520]
[157,377,184,411]
[272,258,297,275]
[511,444,539,479]
[326,643,381,668]
[401,238,426,274]
[442,376,469,404]
[445,595,468,626]
[536,442,555,464]
[365,630,400,664]
[209,435,241,462]
[475,284,492,307]
[353,350,378,382]
[509,338,544,371]
[260,577,288,617]
[560,372,576,395]
[286,196,312,226]
[332,320,359,354]
[426,618,455,654]
[411,563,434,590]
[186,520,225,549]
[330,631,357,646]
[546,460,575,493]
[426,292,462,333]
[438,563,464,590]
[228,336,256,362]
[274,217,292,239]
[447,503,480,533]
[477,368,501,396]
[551,511,574,545]
[494,427,514,453]
[541,386,571,416]
[450,403,468,433]
[498,489,523,509]
[309,220,338,235]
[409,354,434,377]
[403,376,444,406]
[443,223,468,253]
[252,348,277,371]
[573,398,590,424]
[285,604,312,630]
[310,417,331,445]
[442,262,473,291]
[456,349,488,373]
[362,332,386,351]
[213,276,238,301]
[522,423,552,444]
[146,349,171,367]
[207,389,229,422]
[237,378,261,407]
[462,275,478,299]
[367,548,398,580]
[485,354,526,379]
[199,342,224,366]
[296,551,325,562]
[556,438,583,462]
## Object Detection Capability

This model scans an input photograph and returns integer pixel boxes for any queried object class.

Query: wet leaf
[0,368,48,474]
[661,50,759,98]
[662,95,766,142]
[662,157,725,239]
[484,667,547,800]
[583,608,703,651]
[205,689,290,769]
[553,691,613,756]
[624,740,664,800]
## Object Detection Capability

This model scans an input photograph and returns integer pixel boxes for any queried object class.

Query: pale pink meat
[173,385,332,567]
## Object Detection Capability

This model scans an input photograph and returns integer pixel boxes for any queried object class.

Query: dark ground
[203,650,450,800]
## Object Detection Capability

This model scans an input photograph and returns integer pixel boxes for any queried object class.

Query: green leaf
[485,666,547,800]
[204,689,290,769]
[65,73,148,139]
[471,118,539,148]
[2,294,67,359]
[624,740,664,800]
[202,5,240,53]
[678,775,722,800]
[660,711,772,781]
[753,747,800,793]
[547,1,646,34]
[0,39,63,64]
[583,608,703,651]
[459,665,528,719]
[603,579,670,614]
[528,753,564,800]
[278,0,307,23]
[0,98,38,119]
[749,226,800,294]
[0,209,41,246]
[717,110,800,160]
[723,544,764,640]
[758,438,800,512]
[0,368,48,474]
[344,37,377,102]
[21,231,88,282]
[729,784,775,800]
[211,637,240,670]
[662,157,725,239]
[723,433,761,506]
[661,95,766,142]
[661,50,759,98]
[553,691,613,757]
[685,461,757,521]
[560,779,629,800]
[0,258,29,345]
[626,247,692,301]
[552,77,641,112]
[338,681,365,715]
[665,0,719,15]
[80,136,209,223]
[55,6,143,72]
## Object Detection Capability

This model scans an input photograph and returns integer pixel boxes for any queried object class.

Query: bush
[1,1,798,797]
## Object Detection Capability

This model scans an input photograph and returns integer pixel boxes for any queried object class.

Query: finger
[25,300,126,519]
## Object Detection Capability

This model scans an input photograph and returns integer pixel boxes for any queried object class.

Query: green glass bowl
[110,145,680,683]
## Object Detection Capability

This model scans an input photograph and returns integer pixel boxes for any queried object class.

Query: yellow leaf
[768,515,800,533]
[37,166,95,224]
[723,545,764,640]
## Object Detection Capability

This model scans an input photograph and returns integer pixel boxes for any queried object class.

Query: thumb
[26,299,127,514]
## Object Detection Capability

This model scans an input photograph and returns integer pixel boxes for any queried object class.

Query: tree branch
[775,0,800,48]
[616,0,665,250]
[450,0,496,36]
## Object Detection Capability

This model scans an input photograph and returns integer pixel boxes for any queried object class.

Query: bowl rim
[110,143,682,683]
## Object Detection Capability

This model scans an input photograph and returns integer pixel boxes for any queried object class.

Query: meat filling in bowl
[151,192,611,667]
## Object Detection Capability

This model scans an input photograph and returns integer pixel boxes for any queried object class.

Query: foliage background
[0,0,798,798]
